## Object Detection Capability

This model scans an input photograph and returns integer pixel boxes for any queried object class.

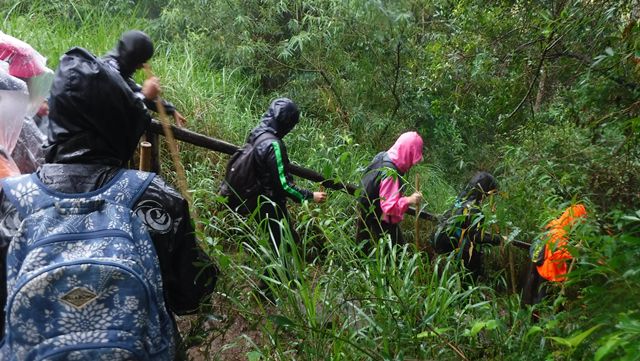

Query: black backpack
[220,132,277,214]
[358,152,403,220]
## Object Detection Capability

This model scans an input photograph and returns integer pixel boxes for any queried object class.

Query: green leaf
[467,320,498,337]
[269,315,295,328]
[547,336,573,348]
[217,254,231,269]
[322,164,333,179]
[621,215,640,222]
[595,334,622,361]
[485,319,499,330]
[417,327,452,338]
[469,322,484,337]
[547,324,602,349]
[605,47,614,56]
[525,326,543,340]
[247,351,262,361]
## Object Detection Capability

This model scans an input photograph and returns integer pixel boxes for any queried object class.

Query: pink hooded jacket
[380,131,423,224]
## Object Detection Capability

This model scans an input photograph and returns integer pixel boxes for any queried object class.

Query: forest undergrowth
[2,0,639,360]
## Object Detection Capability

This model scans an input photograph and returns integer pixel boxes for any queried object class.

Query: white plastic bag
[0,64,28,178]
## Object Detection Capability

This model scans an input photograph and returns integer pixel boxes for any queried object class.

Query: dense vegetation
[2,0,639,359]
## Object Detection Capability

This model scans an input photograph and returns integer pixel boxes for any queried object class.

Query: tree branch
[391,41,402,118]
[549,51,640,92]
[506,31,566,119]
[505,35,554,119]
[301,55,350,125]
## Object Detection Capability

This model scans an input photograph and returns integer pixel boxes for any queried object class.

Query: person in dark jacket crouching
[245,98,327,249]
[0,47,216,354]
[431,171,502,278]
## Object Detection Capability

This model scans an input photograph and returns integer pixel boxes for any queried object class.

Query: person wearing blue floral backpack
[0,45,216,360]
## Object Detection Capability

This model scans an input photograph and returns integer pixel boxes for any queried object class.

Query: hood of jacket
[104,30,154,79]
[248,98,300,142]
[45,47,150,166]
[387,131,423,173]
[457,171,498,204]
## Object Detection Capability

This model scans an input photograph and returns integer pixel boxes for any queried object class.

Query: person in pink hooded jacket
[356,131,423,246]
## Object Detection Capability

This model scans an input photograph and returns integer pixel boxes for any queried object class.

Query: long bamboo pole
[142,65,197,224]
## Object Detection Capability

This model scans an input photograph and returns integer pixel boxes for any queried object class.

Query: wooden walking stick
[142,64,198,225]
[139,141,152,171]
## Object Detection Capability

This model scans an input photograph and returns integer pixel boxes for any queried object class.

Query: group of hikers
[0,30,588,359]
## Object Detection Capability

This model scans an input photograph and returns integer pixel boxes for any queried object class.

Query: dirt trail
[177,293,266,361]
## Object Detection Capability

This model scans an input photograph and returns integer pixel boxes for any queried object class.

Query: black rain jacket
[0,47,215,337]
[246,98,313,207]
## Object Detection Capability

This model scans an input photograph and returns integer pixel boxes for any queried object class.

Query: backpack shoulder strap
[364,152,385,172]
[1,170,156,218]
[99,170,156,208]
[1,174,56,219]
[380,153,402,175]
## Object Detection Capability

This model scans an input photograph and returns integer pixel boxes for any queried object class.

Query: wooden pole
[508,246,517,294]
[142,65,197,225]
[146,119,441,221]
[139,141,152,171]
[144,118,537,253]
[414,174,421,251]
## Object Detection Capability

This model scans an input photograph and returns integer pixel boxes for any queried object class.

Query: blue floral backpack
[0,169,175,360]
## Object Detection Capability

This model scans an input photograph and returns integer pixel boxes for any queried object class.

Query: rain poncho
[45,47,150,165]
[0,31,54,117]
[0,32,53,176]
[0,64,28,178]
[245,98,312,205]
[101,30,177,115]
[240,98,313,249]
[11,116,46,173]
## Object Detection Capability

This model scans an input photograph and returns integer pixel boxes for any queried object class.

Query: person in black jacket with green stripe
[247,98,326,248]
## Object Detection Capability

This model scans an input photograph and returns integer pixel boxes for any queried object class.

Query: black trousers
[256,198,300,252]
[355,212,405,250]
[432,230,485,278]
[521,261,547,307]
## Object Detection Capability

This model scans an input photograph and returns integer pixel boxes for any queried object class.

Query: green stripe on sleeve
[272,141,304,201]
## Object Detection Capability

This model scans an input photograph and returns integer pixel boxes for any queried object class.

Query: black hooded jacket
[246,98,313,206]
[432,172,502,263]
[101,30,177,115]
[0,47,214,336]
[44,47,151,165]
